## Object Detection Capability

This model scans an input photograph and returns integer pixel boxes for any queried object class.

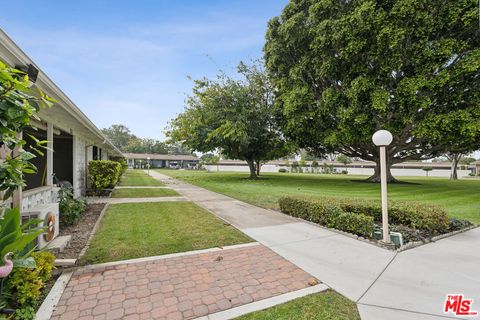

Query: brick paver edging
[50,243,317,320]
[195,284,328,320]
[80,242,260,271]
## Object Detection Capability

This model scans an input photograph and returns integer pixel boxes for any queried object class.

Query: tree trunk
[450,153,461,180]
[255,160,261,176]
[366,159,398,183]
[246,160,257,180]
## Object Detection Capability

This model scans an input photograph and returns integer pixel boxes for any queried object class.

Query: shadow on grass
[349,178,421,185]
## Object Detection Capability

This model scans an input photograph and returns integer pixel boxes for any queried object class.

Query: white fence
[204,164,470,178]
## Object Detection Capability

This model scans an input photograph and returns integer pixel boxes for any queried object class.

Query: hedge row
[88,160,122,189]
[279,196,450,234]
[322,197,449,233]
[279,197,374,238]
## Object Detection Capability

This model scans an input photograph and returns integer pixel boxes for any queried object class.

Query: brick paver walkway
[51,244,315,320]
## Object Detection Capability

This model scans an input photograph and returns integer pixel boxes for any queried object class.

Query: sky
[1,0,288,139]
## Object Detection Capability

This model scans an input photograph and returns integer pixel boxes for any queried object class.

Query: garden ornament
[0,252,13,278]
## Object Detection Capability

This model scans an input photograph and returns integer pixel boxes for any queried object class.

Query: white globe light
[372,130,393,146]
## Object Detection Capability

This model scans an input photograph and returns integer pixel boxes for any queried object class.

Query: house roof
[123,153,199,161]
[0,29,123,157]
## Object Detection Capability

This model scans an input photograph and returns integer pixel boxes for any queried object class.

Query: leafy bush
[110,157,128,174]
[6,251,55,309]
[88,160,122,190]
[279,195,454,237]
[58,186,87,225]
[278,168,287,173]
[316,197,450,234]
[13,306,35,320]
[279,197,374,238]
[332,212,374,238]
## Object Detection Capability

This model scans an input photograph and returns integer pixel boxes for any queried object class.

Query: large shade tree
[167,62,293,179]
[101,124,134,151]
[265,0,480,182]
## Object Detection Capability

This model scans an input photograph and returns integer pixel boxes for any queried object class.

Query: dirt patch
[55,203,106,259]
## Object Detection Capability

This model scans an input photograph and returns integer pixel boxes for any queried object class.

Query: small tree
[311,160,319,174]
[200,153,220,171]
[299,159,307,173]
[291,161,299,173]
[422,167,433,177]
[167,62,293,179]
[336,154,352,173]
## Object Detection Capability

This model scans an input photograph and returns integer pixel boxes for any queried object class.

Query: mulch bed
[55,203,106,259]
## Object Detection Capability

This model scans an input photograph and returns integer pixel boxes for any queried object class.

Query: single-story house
[123,153,199,169]
[0,29,122,247]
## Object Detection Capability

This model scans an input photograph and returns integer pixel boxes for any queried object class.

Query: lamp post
[372,130,393,244]
[147,157,151,175]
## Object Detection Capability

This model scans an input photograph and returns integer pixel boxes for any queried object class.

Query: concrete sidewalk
[149,171,480,320]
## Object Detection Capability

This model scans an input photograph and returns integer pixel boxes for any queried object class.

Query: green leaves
[88,160,122,189]
[167,61,294,178]
[0,207,44,258]
[265,0,480,169]
[0,62,55,198]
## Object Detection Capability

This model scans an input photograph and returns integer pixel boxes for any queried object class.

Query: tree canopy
[167,62,293,179]
[265,0,480,182]
[102,124,191,155]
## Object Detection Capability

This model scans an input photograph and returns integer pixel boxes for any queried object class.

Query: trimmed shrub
[279,197,374,238]
[332,212,374,238]
[278,168,288,173]
[280,196,450,234]
[88,160,122,189]
[110,156,128,174]
[5,251,55,311]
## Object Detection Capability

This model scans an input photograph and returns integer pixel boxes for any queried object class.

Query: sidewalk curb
[76,242,260,272]
[36,270,73,320]
[194,284,329,320]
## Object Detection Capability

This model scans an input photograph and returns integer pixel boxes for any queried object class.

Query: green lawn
[111,187,179,198]
[119,169,164,186]
[155,170,480,224]
[236,290,360,320]
[81,202,252,264]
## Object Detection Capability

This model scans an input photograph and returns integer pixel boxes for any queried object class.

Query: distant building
[203,160,475,178]
[471,161,480,176]
[123,153,199,169]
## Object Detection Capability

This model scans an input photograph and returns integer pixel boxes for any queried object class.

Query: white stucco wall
[101,148,108,160]
[86,146,93,163]
[72,135,86,197]
[204,164,471,178]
